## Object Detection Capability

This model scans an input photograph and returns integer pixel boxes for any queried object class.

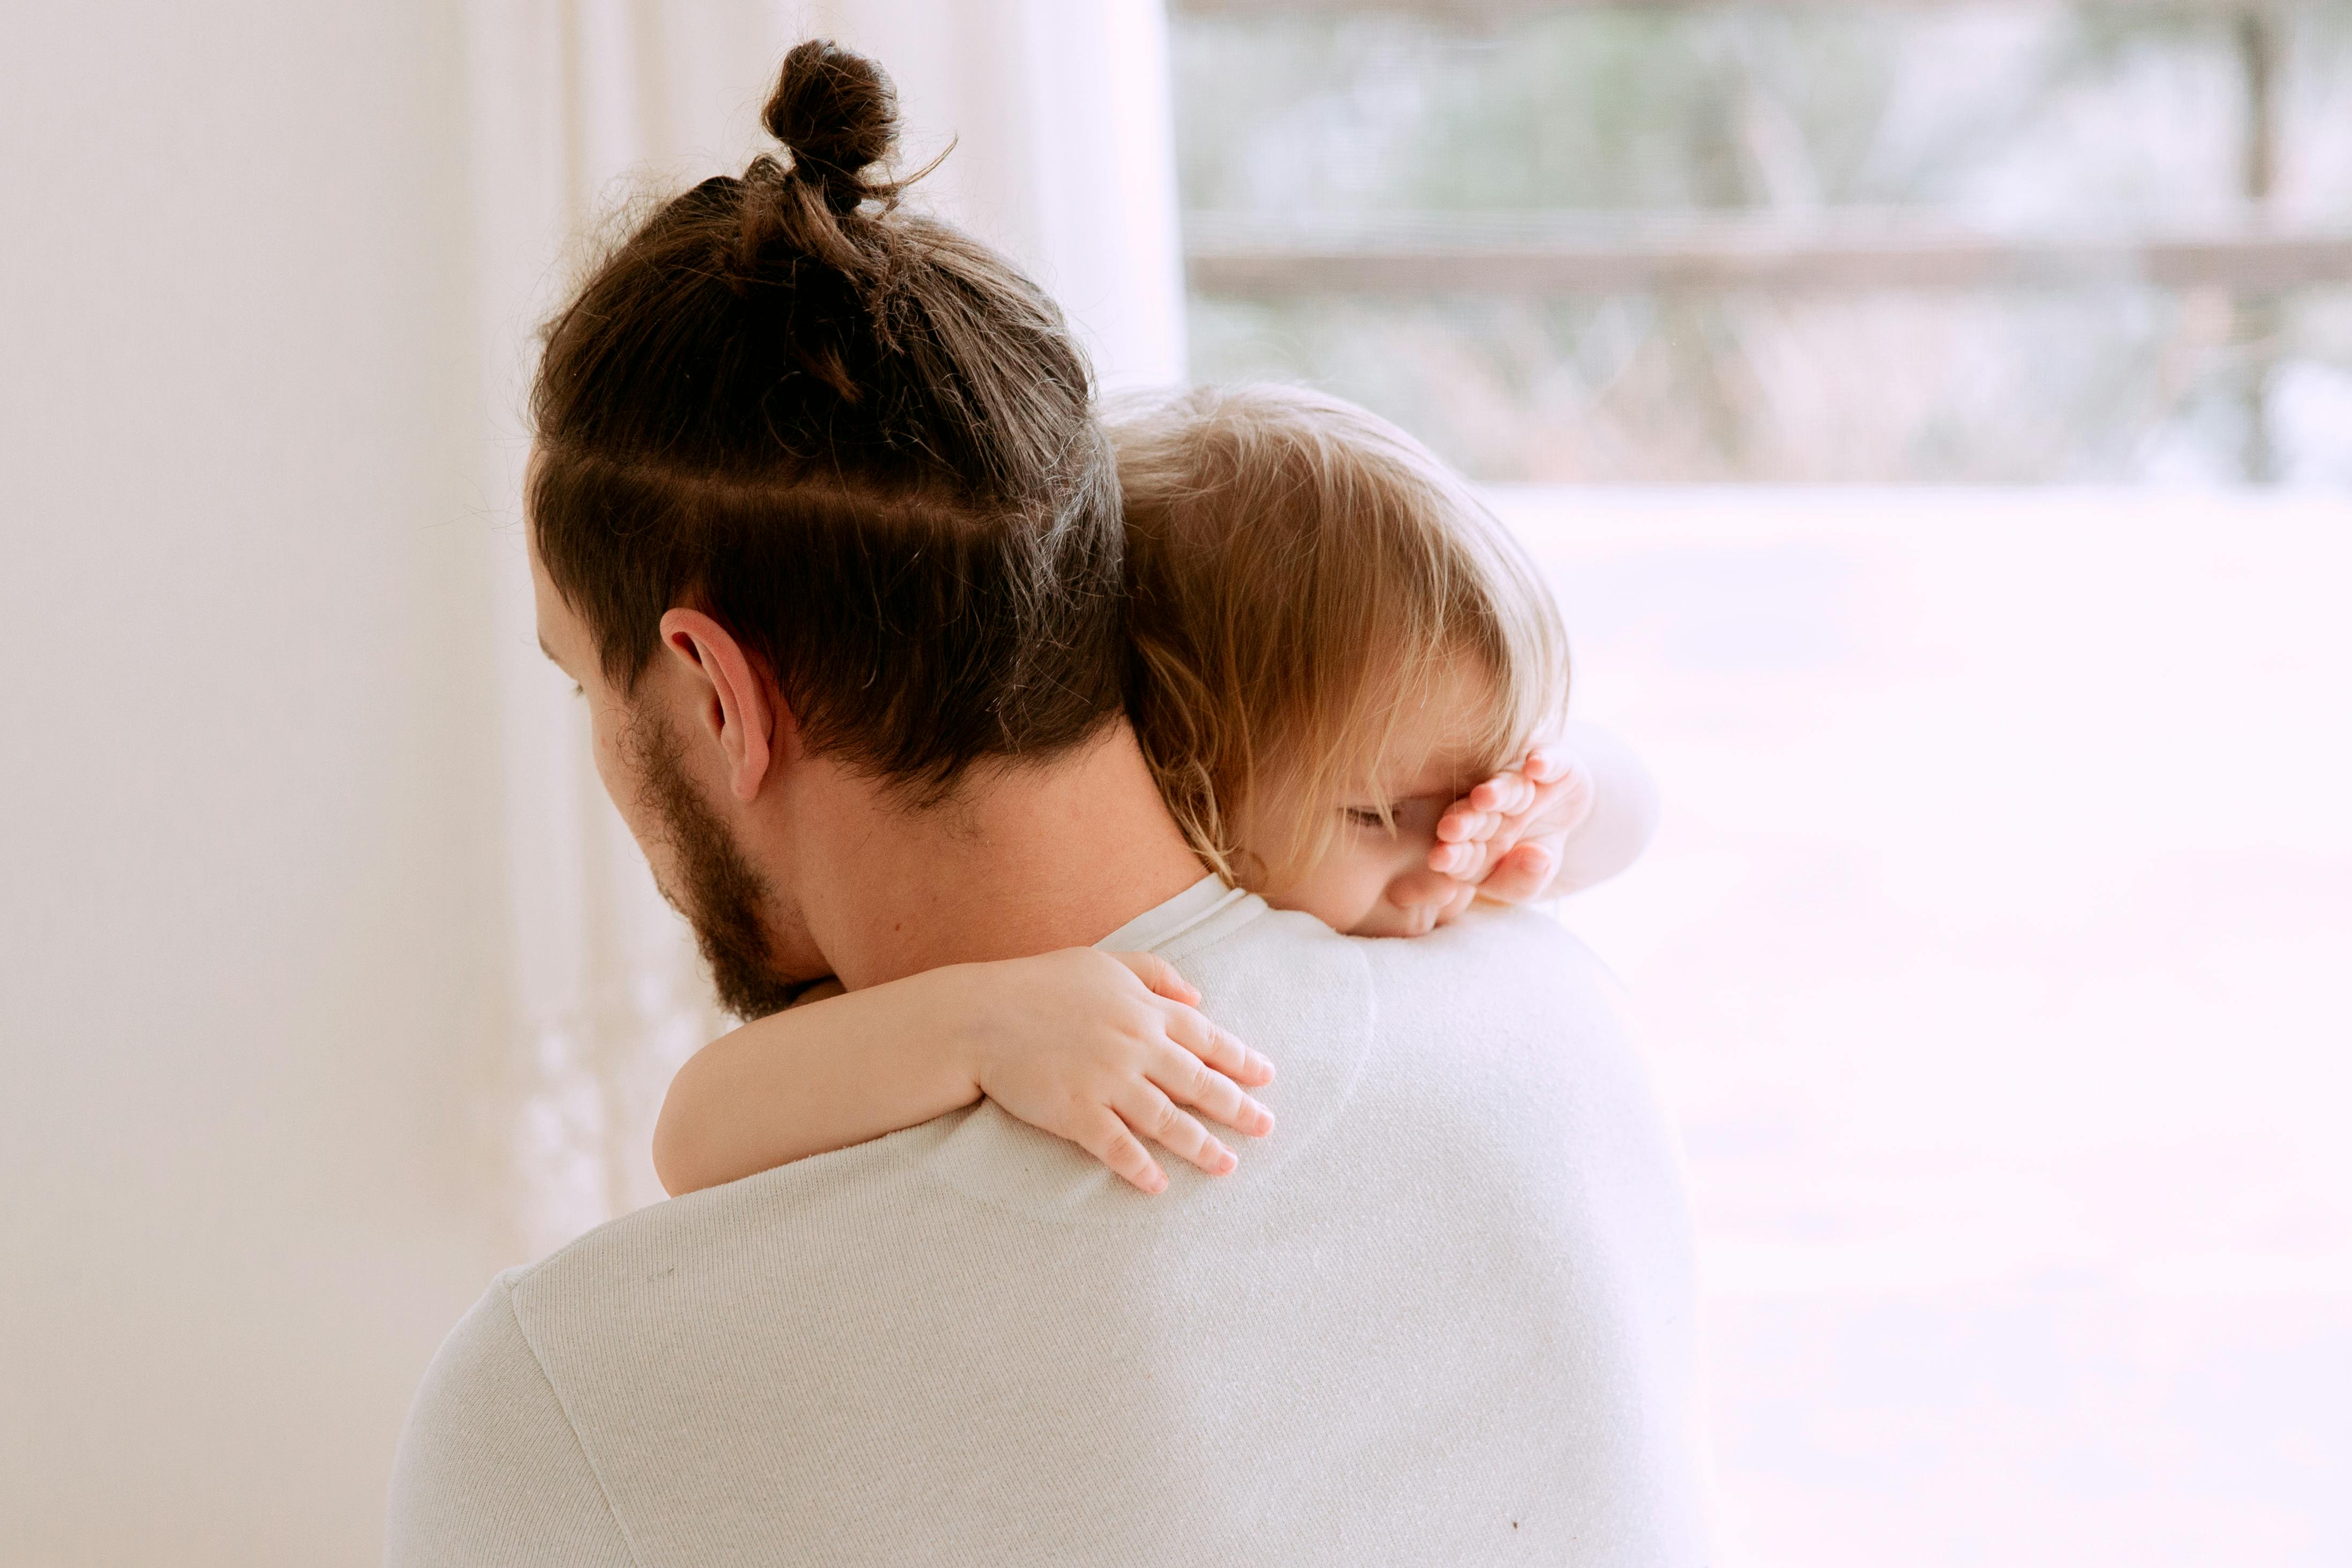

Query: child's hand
[960,948,1277,1195]
[1427,741,1596,907]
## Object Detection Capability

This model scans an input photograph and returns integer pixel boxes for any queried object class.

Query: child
[652,384,1658,1199]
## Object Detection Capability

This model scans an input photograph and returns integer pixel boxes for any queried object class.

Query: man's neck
[780,723,1212,992]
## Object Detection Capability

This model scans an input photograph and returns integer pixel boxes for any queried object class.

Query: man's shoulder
[388,1268,640,1564]
[399,1250,624,1440]
[405,1266,537,1405]
[502,1126,921,1315]
[1183,900,1624,1070]
[1362,904,1620,1005]
[1352,907,1654,1119]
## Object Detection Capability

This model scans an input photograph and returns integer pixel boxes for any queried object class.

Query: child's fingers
[1438,770,1541,846]
[1434,807,1494,848]
[1114,1083,1237,1177]
[1161,1002,1275,1087]
[1149,1037,1275,1137]
[1424,876,1482,931]
[1390,864,1470,911]
[1077,1106,1168,1194]
[1436,796,1509,847]
[1466,771,1538,818]
[1107,949,1199,1006]
[1521,744,1569,784]
[1438,767,1590,875]
[1477,841,1558,904]
[1429,837,1489,876]
[1441,746,1576,851]
[1434,830,1531,882]
[1521,766,1593,828]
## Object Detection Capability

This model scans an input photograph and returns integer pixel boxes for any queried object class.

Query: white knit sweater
[387,882,1710,1565]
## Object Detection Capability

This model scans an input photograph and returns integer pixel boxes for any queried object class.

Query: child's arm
[652,948,1276,1199]
[1428,719,1662,905]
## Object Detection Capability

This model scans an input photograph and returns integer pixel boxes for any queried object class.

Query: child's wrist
[917,961,1002,1100]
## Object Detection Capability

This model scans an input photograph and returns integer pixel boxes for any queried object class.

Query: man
[389,41,1707,1564]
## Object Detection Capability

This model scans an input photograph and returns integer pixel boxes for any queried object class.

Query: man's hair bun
[762,39,899,214]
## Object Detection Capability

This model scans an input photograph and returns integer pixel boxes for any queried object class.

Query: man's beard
[625,708,806,1021]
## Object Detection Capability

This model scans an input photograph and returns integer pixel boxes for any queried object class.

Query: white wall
[0,4,1189,1562]
[0,5,520,1563]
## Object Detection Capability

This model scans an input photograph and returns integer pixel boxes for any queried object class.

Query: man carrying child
[389,40,1709,1566]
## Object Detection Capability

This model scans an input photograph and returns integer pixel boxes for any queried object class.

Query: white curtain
[461,0,1188,1254]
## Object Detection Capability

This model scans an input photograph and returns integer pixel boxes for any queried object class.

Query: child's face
[1243,663,1494,939]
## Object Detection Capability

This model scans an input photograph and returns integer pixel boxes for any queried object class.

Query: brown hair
[1116,384,1568,887]
[530,41,1124,797]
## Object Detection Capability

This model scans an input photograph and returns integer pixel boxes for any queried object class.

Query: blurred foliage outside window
[1173,2,2352,482]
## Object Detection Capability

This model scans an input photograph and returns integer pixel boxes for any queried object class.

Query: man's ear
[657,609,785,801]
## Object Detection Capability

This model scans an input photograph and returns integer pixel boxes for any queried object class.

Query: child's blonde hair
[1113,383,1569,889]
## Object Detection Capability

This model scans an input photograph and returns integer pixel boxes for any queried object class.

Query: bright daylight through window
[1173,2,2351,1562]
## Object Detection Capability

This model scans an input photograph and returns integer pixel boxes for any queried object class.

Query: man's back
[388,886,1708,1565]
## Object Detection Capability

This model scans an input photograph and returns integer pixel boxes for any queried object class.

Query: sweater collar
[1094,875,1255,957]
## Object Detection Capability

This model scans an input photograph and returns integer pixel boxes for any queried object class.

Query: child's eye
[1342,806,1389,830]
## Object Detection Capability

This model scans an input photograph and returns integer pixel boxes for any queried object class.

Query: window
[1173,6,2352,1561]
[1175,1,2352,482]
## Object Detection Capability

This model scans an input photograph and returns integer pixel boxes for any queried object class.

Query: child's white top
[1559,718,1665,895]
[388,882,1710,1566]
